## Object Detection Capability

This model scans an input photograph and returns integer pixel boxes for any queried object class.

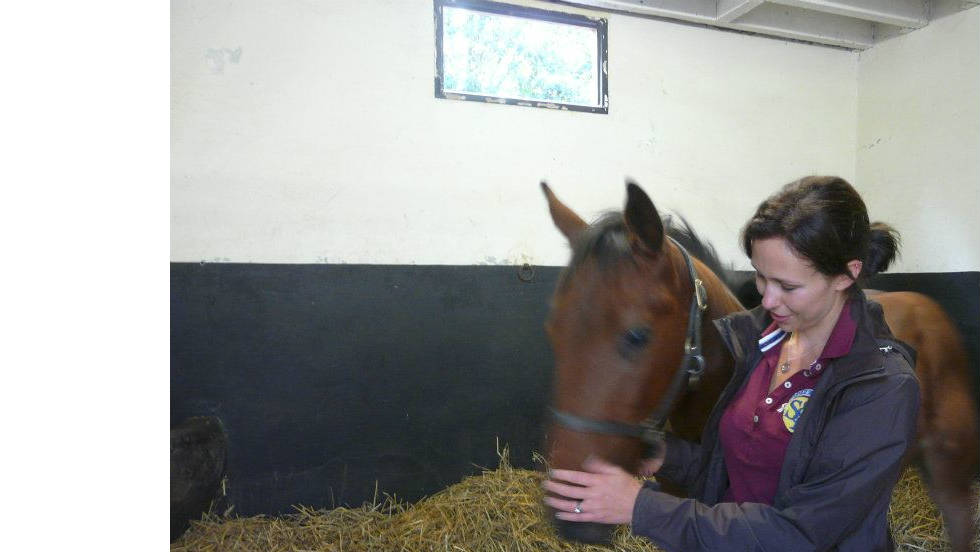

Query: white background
[4,2,168,547]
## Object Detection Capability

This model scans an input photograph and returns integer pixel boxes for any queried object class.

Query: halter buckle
[686,354,706,390]
[694,278,708,312]
[640,425,665,446]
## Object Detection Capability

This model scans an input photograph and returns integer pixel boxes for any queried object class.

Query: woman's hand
[542,456,643,525]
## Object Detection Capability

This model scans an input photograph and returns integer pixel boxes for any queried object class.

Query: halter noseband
[549,236,708,446]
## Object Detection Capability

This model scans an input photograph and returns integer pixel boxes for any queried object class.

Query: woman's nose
[760,286,780,310]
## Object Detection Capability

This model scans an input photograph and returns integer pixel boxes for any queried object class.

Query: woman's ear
[834,259,863,291]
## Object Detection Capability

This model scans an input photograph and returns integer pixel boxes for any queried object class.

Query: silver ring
[573,500,583,514]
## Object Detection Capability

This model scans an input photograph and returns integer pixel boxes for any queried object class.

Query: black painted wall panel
[171,263,979,517]
[171,263,562,515]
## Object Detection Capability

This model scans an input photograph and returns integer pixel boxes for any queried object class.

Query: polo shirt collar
[756,300,857,360]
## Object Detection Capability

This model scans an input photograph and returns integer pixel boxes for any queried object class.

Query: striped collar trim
[758,323,788,353]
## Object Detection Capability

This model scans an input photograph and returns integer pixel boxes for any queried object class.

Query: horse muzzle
[552,516,616,544]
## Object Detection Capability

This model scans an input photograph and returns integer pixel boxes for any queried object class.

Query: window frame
[434,0,609,114]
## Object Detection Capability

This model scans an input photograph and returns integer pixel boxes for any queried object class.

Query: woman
[543,176,920,551]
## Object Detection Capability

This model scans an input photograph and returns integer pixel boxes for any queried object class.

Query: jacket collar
[717,289,901,383]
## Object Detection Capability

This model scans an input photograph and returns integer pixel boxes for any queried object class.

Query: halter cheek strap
[550,236,708,446]
[674,235,708,389]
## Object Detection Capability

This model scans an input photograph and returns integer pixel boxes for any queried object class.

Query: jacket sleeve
[631,368,919,552]
[653,432,704,490]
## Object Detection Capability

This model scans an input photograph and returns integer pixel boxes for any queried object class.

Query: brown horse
[541,181,979,550]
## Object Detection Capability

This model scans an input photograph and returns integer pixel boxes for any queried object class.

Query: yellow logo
[782,389,813,433]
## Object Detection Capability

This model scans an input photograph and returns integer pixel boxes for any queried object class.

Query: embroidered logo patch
[782,388,813,433]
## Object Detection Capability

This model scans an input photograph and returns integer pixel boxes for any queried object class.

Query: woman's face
[750,237,856,333]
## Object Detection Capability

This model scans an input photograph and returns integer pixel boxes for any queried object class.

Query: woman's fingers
[542,478,588,499]
[554,508,600,522]
[542,495,579,511]
[544,496,602,522]
[547,468,595,486]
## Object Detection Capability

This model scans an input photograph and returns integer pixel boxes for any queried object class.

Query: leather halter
[550,236,709,446]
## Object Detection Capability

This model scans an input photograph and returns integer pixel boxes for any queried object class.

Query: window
[434,0,608,114]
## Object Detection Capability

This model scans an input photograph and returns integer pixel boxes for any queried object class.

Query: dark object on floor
[171,416,228,541]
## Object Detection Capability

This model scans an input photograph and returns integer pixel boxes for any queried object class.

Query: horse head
[540,181,739,543]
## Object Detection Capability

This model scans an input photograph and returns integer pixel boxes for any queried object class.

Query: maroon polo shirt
[718,302,857,505]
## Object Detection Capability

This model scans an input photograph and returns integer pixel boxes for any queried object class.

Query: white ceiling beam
[557,0,972,51]
[717,0,765,23]
[730,3,875,48]
[930,0,980,20]
[766,0,928,28]
[555,0,718,25]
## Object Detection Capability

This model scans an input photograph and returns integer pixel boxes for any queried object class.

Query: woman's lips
[771,312,790,323]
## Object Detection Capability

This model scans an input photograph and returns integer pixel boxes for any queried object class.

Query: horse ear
[624,181,665,254]
[541,181,587,241]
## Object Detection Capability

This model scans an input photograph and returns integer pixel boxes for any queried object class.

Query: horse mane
[562,211,747,297]
[662,214,731,286]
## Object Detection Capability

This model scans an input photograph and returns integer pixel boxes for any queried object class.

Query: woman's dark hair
[741,176,900,285]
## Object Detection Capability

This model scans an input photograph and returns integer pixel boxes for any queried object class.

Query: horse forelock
[559,212,631,290]
[559,211,737,295]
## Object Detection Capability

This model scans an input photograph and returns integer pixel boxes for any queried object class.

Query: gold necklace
[778,337,823,374]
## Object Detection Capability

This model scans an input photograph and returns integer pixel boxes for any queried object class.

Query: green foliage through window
[435,0,608,113]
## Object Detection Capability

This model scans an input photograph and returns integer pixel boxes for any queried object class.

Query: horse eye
[618,327,652,361]
[623,327,651,348]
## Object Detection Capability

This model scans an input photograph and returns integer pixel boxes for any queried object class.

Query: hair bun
[864,222,900,277]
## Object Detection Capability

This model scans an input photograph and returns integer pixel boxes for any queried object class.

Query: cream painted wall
[856,7,980,272]
[172,0,858,267]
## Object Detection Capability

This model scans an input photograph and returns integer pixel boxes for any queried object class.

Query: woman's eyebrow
[751,265,802,286]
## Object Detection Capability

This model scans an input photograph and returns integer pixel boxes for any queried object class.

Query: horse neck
[663,251,742,439]
[693,257,744,320]
[684,254,741,370]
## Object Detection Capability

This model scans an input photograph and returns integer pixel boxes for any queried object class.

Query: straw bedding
[172,448,977,552]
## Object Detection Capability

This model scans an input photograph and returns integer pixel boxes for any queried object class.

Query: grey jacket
[631,293,920,551]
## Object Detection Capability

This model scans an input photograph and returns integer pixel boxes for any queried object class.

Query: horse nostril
[553,518,616,544]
